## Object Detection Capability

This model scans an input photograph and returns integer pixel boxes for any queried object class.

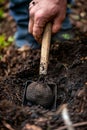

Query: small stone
[80,12,86,18]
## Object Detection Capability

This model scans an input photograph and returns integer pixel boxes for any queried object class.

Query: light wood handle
[39,23,52,75]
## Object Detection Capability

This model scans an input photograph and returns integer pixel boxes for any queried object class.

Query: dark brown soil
[0,32,87,130]
[0,1,87,130]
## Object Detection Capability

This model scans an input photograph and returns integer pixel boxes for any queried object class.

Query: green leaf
[61,33,71,40]
[0,9,4,19]
[0,0,5,4]
[0,55,2,60]
[0,35,6,46]
[0,35,13,49]
[8,36,14,43]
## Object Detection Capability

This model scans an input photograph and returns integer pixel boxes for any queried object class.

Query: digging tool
[23,23,57,108]
[39,22,52,75]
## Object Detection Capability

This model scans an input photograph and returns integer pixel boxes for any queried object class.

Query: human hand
[28,0,67,43]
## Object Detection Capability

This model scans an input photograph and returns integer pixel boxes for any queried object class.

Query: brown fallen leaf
[22,124,42,130]
[18,45,31,52]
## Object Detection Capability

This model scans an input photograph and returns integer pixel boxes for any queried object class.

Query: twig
[2,121,15,130]
[61,104,75,130]
[55,121,87,130]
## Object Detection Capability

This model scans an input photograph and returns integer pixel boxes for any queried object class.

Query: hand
[28,0,67,43]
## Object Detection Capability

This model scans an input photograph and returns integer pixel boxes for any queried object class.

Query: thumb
[52,15,65,34]
[33,11,48,43]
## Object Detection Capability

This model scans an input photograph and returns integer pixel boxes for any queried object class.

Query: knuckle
[33,29,39,38]
[33,30,36,37]
[52,24,61,33]
[35,11,44,21]
[29,8,35,17]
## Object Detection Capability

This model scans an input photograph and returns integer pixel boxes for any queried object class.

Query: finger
[29,0,37,11]
[33,22,44,42]
[52,16,62,33]
[52,13,66,33]
[29,4,37,18]
[52,1,66,34]
[32,11,48,42]
[28,5,37,34]
[28,18,34,34]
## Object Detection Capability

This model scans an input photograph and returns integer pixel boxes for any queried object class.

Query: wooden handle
[39,23,52,75]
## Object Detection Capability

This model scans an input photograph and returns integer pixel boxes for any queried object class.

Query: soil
[0,1,87,130]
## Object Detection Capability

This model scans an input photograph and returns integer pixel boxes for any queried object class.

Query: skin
[28,0,67,43]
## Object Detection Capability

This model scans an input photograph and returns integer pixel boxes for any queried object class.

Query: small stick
[61,105,75,130]
[39,23,52,75]
[55,121,87,130]
[2,121,15,130]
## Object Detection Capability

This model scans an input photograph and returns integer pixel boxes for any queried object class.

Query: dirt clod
[26,82,54,108]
